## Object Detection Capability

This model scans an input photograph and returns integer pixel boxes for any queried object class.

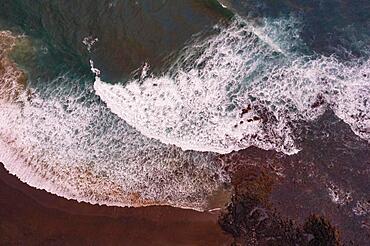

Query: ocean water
[0,0,369,211]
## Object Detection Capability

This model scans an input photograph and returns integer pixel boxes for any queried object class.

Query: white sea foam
[0,31,228,211]
[94,17,370,155]
[82,36,99,52]
[0,72,228,210]
[217,0,229,9]
[1,15,369,211]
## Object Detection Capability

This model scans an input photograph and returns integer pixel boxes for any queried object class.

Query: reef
[219,162,341,245]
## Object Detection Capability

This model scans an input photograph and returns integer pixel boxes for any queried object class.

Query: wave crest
[0,32,228,210]
[94,17,370,154]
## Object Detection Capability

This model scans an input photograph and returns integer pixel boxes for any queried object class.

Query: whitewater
[94,17,370,155]
[0,15,369,211]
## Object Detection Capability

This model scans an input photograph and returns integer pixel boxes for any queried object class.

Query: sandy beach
[0,163,232,245]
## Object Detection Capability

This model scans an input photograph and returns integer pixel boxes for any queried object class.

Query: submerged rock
[218,165,342,245]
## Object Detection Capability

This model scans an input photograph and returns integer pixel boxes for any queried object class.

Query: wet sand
[0,30,232,245]
[1,111,369,245]
[0,163,232,245]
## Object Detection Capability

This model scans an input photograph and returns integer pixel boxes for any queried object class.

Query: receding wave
[1,14,369,212]
[94,16,369,155]
[0,32,228,211]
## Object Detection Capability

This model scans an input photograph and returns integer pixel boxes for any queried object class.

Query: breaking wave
[1,13,369,211]
[94,16,370,155]
[0,33,228,210]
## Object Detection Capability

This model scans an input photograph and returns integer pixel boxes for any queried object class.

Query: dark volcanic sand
[0,164,232,245]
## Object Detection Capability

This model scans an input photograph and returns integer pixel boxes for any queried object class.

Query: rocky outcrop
[219,160,341,245]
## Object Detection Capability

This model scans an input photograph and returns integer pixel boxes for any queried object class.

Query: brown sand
[0,163,232,245]
[0,31,232,245]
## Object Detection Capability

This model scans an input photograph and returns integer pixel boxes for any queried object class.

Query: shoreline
[0,162,232,245]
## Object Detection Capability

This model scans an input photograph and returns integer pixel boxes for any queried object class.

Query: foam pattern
[0,71,228,210]
[95,17,369,155]
[0,31,27,103]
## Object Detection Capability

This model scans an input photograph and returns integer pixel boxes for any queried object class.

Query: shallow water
[0,0,369,225]
[0,0,233,211]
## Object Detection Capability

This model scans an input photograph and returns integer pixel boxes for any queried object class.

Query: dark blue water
[224,0,370,57]
[0,0,231,81]
[2,0,368,81]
